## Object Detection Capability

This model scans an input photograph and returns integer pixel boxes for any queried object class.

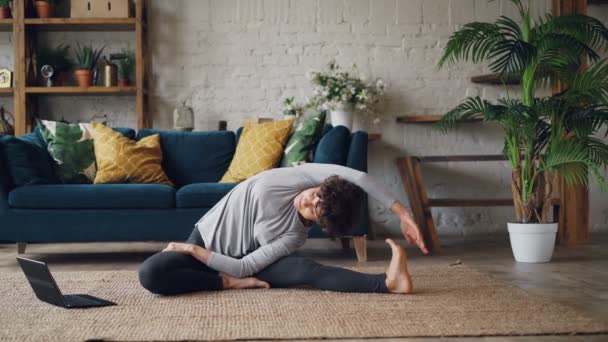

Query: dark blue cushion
[236,127,244,145]
[8,184,175,209]
[112,127,136,140]
[176,182,238,208]
[0,135,59,187]
[137,129,236,187]
[312,126,351,166]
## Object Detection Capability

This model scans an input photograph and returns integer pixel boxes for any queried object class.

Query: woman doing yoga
[138,163,428,295]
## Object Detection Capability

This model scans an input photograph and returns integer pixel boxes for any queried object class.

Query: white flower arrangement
[306,61,387,122]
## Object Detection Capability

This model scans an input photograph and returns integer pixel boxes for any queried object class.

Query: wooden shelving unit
[7,0,148,135]
[470,73,520,85]
[396,114,482,124]
[0,88,13,95]
[0,18,12,31]
[26,86,137,95]
[24,17,137,31]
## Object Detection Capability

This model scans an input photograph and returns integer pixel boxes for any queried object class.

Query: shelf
[24,18,136,31]
[368,133,381,142]
[471,73,520,85]
[26,86,137,95]
[396,115,483,124]
[0,88,13,96]
[0,18,12,31]
[428,198,514,207]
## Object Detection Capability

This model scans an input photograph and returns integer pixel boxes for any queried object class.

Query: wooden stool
[396,155,560,254]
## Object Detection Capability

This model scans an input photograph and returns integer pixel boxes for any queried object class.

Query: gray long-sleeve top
[196,163,397,278]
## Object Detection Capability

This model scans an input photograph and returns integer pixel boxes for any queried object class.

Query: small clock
[0,69,12,88]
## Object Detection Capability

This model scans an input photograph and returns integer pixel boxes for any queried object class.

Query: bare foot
[385,239,414,294]
[221,274,270,290]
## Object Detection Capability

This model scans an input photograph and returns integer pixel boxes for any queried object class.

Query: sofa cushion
[8,184,175,209]
[220,119,294,183]
[137,129,236,187]
[92,123,174,187]
[37,119,100,184]
[281,111,326,167]
[176,182,238,208]
[0,135,59,187]
[35,126,136,144]
[312,125,351,165]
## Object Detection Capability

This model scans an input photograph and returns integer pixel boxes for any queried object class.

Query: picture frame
[0,69,12,88]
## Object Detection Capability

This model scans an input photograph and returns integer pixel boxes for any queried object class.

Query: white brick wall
[1,0,607,236]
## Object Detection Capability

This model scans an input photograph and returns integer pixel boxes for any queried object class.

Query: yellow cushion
[91,122,173,187]
[220,119,295,183]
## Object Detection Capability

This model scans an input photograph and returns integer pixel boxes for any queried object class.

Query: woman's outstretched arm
[297,163,428,254]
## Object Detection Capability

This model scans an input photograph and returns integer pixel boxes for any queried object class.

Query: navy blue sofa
[0,124,370,258]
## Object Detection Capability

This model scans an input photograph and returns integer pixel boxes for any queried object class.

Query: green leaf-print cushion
[37,119,97,184]
[281,111,326,168]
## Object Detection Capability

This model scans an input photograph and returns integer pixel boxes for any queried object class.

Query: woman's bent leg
[138,251,223,295]
[255,255,389,293]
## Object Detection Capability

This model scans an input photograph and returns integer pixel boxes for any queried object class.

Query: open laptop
[16,257,117,309]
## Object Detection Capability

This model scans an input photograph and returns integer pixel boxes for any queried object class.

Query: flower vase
[330,103,355,131]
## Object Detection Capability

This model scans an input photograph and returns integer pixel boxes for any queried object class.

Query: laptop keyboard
[64,295,100,307]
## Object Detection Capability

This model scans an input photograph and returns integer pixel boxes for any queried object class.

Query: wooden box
[71,0,131,18]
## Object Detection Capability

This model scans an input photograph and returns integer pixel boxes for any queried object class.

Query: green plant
[74,43,104,71]
[0,0,11,9]
[436,0,608,224]
[37,44,72,72]
[116,49,135,80]
[282,97,309,117]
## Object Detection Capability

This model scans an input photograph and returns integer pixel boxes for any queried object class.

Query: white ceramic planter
[507,222,558,263]
[330,104,355,131]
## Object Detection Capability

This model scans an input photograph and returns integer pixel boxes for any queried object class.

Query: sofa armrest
[346,131,369,237]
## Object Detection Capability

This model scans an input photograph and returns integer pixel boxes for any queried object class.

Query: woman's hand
[399,211,429,254]
[163,242,196,255]
[391,201,429,254]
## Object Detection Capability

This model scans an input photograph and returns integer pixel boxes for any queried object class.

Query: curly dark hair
[316,175,365,236]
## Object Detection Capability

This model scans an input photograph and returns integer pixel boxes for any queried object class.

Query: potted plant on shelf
[34,0,61,18]
[0,0,11,19]
[116,49,135,87]
[307,61,386,131]
[73,43,104,87]
[436,0,608,262]
[37,44,72,86]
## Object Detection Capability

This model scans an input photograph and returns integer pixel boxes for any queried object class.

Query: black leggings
[138,229,389,295]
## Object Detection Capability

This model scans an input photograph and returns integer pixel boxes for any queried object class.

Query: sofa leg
[17,242,27,254]
[340,237,350,251]
[353,236,367,262]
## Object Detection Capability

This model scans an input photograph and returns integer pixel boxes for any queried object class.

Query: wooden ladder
[396,155,561,254]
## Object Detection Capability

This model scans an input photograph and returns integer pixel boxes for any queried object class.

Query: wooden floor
[1,234,607,342]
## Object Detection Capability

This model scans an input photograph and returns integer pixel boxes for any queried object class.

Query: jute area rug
[0,264,606,342]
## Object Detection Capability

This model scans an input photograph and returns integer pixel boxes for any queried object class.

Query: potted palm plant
[35,0,61,18]
[436,0,608,262]
[116,49,135,87]
[37,44,72,86]
[73,43,104,87]
[0,0,11,19]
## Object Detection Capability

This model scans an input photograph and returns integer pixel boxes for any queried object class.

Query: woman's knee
[138,253,172,295]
